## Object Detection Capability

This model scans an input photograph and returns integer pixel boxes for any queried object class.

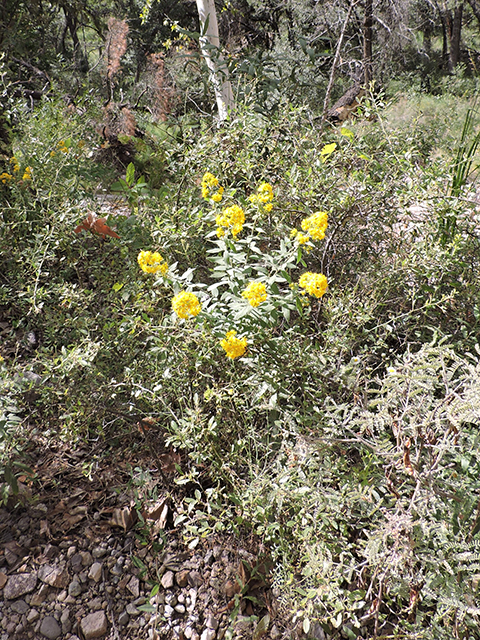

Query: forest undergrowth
[2,89,480,640]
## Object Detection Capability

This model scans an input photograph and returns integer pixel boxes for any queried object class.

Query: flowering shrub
[137,172,329,360]
[137,250,168,275]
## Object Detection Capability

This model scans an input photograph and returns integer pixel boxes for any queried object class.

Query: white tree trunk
[195,0,234,120]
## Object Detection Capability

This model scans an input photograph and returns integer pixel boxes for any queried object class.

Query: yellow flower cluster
[137,250,168,275]
[241,281,267,307]
[59,140,69,154]
[22,166,32,181]
[298,272,328,298]
[216,204,245,240]
[220,330,247,359]
[0,173,12,184]
[10,157,20,173]
[172,291,201,319]
[249,182,274,213]
[201,172,224,203]
[301,211,328,241]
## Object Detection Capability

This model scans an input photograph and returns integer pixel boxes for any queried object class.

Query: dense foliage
[3,2,480,639]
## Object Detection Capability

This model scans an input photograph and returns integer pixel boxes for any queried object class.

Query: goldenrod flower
[296,232,310,245]
[298,272,328,298]
[137,250,168,275]
[172,291,201,319]
[22,166,32,181]
[10,157,20,173]
[301,211,328,241]
[241,281,267,307]
[0,173,12,184]
[249,182,274,213]
[216,204,245,239]
[257,182,273,203]
[201,172,223,202]
[220,330,247,359]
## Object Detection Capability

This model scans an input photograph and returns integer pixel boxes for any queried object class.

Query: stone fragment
[118,611,129,626]
[27,608,40,623]
[70,553,84,572]
[161,570,175,589]
[126,602,140,616]
[39,615,62,639]
[127,575,139,597]
[10,599,29,614]
[88,562,103,583]
[200,630,216,640]
[30,583,49,606]
[80,551,93,566]
[206,614,219,630]
[57,589,67,602]
[68,579,82,597]
[4,572,37,599]
[176,569,189,587]
[0,572,7,588]
[80,611,108,639]
[43,544,58,559]
[188,571,203,588]
[38,564,69,589]
[92,545,107,559]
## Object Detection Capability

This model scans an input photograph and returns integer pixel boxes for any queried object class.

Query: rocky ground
[0,434,289,640]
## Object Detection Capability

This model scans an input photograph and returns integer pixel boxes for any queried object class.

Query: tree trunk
[195,0,234,121]
[363,0,373,86]
[448,2,463,70]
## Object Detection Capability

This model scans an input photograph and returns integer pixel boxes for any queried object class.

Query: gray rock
[88,562,103,583]
[39,615,62,639]
[175,604,186,614]
[38,564,69,589]
[68,579,82,597]
[127,576,139,597]
[10,599,29,614]
[205,614,219,630]
[118,611,129,626]
[30,583,49,606]
[188,571,203,588]
[92,546,107,559]
[27,609,40,623]
[200,630,216,640]
[80,611,108,639]
[4,573,37,599]
[161,571,175,589]
[126,602,140,616]
[80,551,93,567]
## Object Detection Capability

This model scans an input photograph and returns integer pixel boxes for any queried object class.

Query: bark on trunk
[363,0,373,86]
[448,2,463,70]
[195,0,234,121]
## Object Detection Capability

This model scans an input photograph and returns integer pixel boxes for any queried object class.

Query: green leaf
[253,614,271,640]
[126,163,135,186]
